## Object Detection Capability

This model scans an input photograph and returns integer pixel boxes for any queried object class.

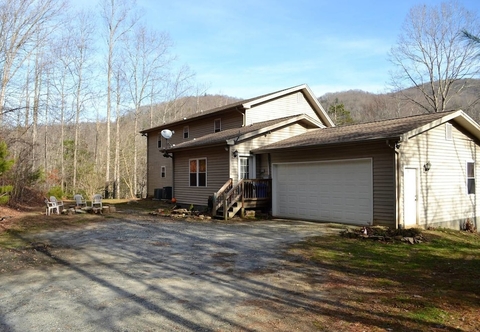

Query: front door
[404,167,417,227]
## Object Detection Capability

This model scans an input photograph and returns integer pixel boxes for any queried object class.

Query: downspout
[395,146,401,229]
[142,132,149,197]
[476,143,478,231]
[171,153,175,201]
[234,106,246,126]
[268,153,272,178]
[387,139,402,229]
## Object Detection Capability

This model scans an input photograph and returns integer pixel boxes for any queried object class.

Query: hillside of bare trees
[1,0,479,203]
[319,79,480,125]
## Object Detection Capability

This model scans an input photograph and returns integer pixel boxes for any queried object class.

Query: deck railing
[213,178,272,219]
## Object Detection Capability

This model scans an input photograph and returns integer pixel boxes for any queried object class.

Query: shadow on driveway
[0,218,341,331]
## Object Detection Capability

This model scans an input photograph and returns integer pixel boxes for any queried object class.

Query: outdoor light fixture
[233,150,238,158]
[423,161,431,172]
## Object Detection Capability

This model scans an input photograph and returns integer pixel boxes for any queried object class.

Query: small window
[189,158,207,187]
[183,126,189,139]
[161,166,166,178]
[157,136,162,148]
[214,118,221,133]
[467,162,475,194]
[446,123,452,141]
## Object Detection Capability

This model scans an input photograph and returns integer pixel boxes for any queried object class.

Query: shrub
[47,186,64,199]
[0,185,13,205]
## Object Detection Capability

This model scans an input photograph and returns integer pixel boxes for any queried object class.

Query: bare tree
[100,0,138,197]
[123,24,175,198]
[0,0,66,123]
[388,1,480,113]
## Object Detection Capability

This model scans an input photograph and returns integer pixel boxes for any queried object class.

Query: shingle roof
[169,114,315,150]
[140,84,311,134]
[253,110,459,151]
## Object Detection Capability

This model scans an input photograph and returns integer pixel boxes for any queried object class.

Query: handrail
[212,178,233,216]
[213,178,272,220]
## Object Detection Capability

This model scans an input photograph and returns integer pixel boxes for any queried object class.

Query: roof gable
[141,84,334,134]
[253,110,480,152]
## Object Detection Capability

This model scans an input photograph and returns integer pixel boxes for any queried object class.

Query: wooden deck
[212,179,272,220]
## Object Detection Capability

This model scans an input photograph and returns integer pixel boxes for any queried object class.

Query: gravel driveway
[0,218,340,331]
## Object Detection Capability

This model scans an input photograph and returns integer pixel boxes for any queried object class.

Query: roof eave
[169,114,322,151]
[401,110,480,142]
[253,136,401,153]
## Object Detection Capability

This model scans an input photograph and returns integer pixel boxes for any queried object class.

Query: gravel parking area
[0,218,340,331]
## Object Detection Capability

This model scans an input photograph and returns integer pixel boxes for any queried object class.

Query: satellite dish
[161,129,173,140]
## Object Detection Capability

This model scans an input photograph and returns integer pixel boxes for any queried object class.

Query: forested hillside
[319,79,480,125]
[2,0,480,204]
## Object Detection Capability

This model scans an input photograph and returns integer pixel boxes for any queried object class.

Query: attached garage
[272,159,373,225]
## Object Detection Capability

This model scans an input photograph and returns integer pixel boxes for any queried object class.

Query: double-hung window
[183,126,189,139]
[190,158,207,187]
[157,135,162,149]
[467,161,475,194]
[161,166,166,178]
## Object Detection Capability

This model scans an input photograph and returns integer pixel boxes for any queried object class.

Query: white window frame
[214,118,221,133]
[238,155,256,180]
[467,161,475,195]
[189,158,207,187]
[183,126,189,139]
[161,166,166,178]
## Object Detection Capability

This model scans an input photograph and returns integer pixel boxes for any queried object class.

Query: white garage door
[272,159,373,225]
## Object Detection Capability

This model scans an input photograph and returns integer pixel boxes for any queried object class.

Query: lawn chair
[45,198,60,216]
[91,194,103,213]
[49,196,64,213]
[73,194,87,208]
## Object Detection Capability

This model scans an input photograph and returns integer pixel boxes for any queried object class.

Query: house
[141,84,480,231]
[140,83,334,204]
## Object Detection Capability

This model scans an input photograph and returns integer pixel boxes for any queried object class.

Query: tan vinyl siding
[232,123,311,182]
[147,112,243,195]
[155,112,243,147]
[269,141,396,227]
[245,92,321,125]
[174,147,230,206]
[186,113,243,138]
[399,122,480,228]
[146,134,173,196]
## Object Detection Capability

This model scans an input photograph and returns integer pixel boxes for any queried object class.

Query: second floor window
[183,126,189,139]
[214,118,221,133]
[157,136,162,149]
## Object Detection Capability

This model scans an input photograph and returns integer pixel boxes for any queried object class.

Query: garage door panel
[273,159,373,225]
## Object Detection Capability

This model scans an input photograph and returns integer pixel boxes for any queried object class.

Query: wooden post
[241,182,245,218]
[212,192,217,216]
[223,196,228,221]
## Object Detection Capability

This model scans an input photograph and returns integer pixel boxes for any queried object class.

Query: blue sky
[86,0,480,100]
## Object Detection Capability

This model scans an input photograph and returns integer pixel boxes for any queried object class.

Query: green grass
[291,228,480,331]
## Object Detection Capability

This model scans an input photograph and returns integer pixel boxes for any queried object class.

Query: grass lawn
[289,228,480,331]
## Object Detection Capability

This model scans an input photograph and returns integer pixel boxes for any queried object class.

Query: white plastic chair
[45,198,60,215]
[91,194,102,212]
[49,196,64,212]
[73,194,87,208]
